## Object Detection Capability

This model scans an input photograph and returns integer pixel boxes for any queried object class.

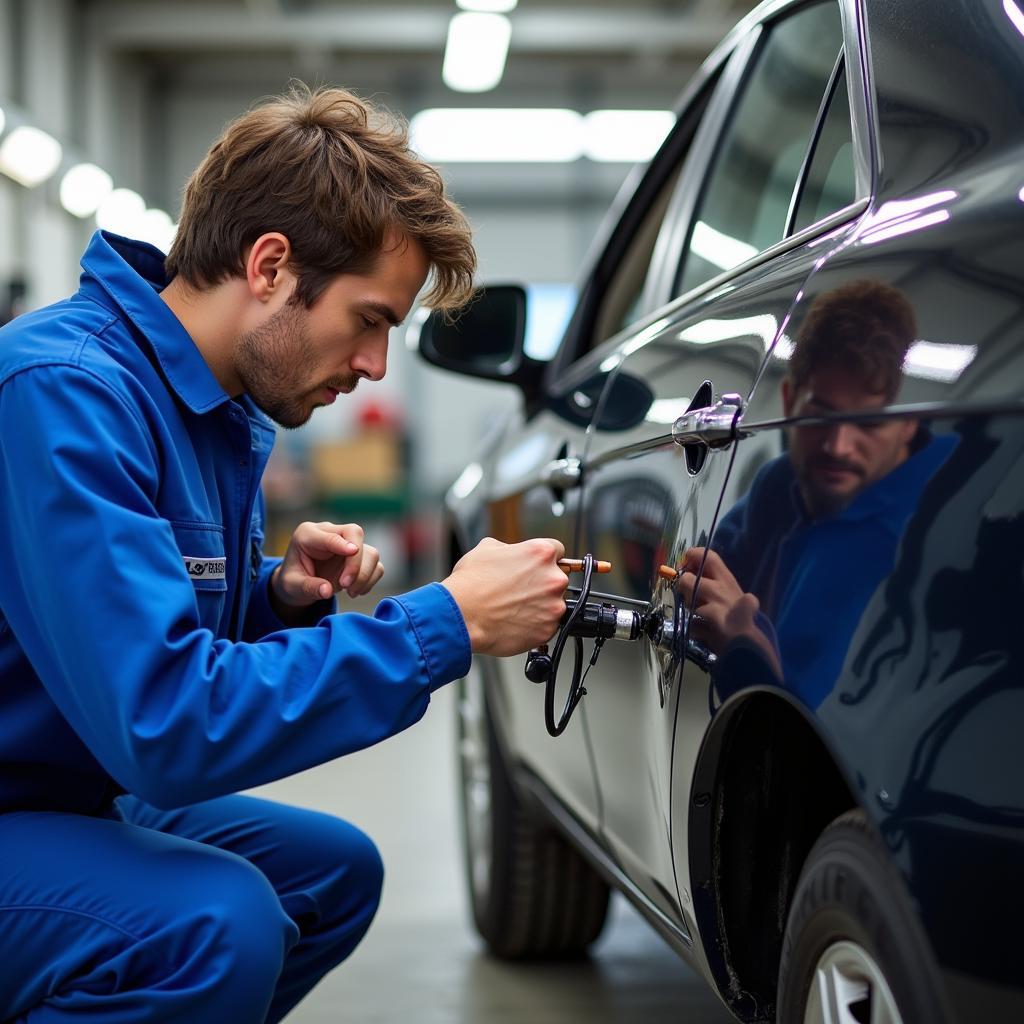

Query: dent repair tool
[559,558,611,573]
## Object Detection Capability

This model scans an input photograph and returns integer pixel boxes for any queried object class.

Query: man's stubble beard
[235,302,359,429]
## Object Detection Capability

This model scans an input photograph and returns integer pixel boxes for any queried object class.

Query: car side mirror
[409,285,544,397]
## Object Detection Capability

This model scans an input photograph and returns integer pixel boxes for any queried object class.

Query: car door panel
[578,241,825,923]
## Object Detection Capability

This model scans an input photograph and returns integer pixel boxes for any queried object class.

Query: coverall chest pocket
[249,513,265,582]
[172,521,228,633]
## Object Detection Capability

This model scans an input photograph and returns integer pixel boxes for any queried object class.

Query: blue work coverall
[0,231,472,1021]
[711,434,954,707]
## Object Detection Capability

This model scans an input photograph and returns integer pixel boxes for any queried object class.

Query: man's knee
[326,820,384,916]
[172,845,297,988]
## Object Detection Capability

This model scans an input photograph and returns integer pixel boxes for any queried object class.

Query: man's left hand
[271,521,384,615]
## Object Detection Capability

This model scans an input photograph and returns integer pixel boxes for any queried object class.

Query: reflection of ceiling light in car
[861,209,950,245]
[857,190,957,246]
[443,12,512,93]
[0,125,63,187]
[451,462,484,499]
[1005,0,1024,38]
[679,314,779,350]
[689,220,759,272]
[903,340,977,383]
[646,398,693,425]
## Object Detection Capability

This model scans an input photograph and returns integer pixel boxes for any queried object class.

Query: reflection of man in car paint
[676,279,955,707]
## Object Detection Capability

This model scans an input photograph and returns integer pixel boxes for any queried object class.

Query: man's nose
[352,338,388,382]
[823,422,856,456]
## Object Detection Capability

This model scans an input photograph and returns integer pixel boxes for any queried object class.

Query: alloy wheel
[803,940,904,1024]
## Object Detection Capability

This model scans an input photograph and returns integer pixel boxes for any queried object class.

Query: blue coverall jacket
[0,231,471,815]
[711,435,954,707]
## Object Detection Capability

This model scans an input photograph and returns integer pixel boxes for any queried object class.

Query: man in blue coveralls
[676,280,953,707]
[0,86,569,1021]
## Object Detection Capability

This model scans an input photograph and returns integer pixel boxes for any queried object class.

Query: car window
[591,162,685,347]
[790,62,856,234]
[675,1,845,298]
[581,69,722,355]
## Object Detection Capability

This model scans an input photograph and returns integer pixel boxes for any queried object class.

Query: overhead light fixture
[584,110,675,163]
[0,125,63,187]
[136,208,177,252]
[411,108,583,162]
[60,163,114,218]
[95,187,146,236]
[456,0,517,10]
[0,106,6,135]
[442,12,512,93]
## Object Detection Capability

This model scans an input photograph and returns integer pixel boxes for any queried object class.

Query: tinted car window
[676,1,844,297]
[791,62,856,234]
[581,69,721,355]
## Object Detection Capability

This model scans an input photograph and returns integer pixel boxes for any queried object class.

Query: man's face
[782,366,916,518]
[236,234,429,428]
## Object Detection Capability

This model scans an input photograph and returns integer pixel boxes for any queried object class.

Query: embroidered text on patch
[184,557,227,581]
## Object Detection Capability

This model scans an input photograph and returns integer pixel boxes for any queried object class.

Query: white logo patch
[184,556,227,581]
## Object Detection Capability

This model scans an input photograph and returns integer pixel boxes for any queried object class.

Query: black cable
[544,553,596,736]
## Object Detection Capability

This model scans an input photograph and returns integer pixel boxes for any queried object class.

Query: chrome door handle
[671,393,744,448]
[541,456,583,490]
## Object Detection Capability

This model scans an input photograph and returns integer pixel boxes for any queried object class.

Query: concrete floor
[252,671,735,1023]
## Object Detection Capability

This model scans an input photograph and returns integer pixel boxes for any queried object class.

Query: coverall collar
[79,230,229,415]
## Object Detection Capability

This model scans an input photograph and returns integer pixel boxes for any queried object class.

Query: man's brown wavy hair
[790,279,917,402]
[166,84,476,312]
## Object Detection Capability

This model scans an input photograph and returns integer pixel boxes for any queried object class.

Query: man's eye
[361,316,377,330]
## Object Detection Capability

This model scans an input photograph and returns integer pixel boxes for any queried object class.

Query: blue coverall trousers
[0,793,384,1022]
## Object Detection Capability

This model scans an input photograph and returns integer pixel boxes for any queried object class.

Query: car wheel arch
[684,690,859,1021]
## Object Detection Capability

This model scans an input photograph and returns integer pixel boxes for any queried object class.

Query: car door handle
[541,456,583,490]
[671,393,744,448]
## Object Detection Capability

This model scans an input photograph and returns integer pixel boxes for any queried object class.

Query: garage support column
[23,0,79,306]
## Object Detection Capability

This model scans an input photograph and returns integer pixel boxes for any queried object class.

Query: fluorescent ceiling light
[456,0,517,11]
[443,12,512,93]
[137,208,177,252]
[411,108,582,162]
[689,220,759,272]
[0,125,63,187]
[60,163,114,218]
[584,110,674,163]
[95,187,146,235]
[0,107,5,135]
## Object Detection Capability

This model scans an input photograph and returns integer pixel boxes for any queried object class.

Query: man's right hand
[441,537,567,657]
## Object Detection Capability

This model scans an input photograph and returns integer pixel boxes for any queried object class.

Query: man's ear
[245,233,294,303]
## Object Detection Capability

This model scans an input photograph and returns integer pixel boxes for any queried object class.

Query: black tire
[777,809,951,1024]
[456,670,610,959]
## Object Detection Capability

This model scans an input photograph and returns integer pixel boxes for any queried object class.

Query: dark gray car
[414,0,1024,1020]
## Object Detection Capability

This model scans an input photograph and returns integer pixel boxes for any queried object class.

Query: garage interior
[0,1,761,1020]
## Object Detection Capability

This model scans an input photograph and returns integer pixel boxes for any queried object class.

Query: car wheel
[777,809,950,1024]
[456,663,610,958]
